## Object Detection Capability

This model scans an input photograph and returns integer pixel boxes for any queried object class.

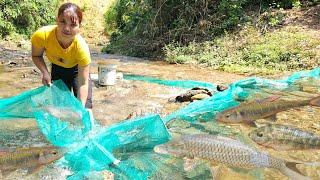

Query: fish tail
[309,95,320,106]
[279,162,310,180]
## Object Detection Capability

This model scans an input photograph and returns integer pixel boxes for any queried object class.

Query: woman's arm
[31,45,51,85]
[78,64,90,107]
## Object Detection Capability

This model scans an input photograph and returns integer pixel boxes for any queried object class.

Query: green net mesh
[123,74,216,90]
[62,114,171,179]
[0,85,45,119]
[0,67,320,179]
[163,68,320,124]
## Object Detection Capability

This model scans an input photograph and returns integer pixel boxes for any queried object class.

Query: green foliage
[104,0,319,58]
[104,0,118,36]
[103,0,156,56]
[256,10,287,33]
[0,0,59,38]
[103,0,259,57]
[103,0,319,74]
[164,26,320,74]
[243,27,318,70]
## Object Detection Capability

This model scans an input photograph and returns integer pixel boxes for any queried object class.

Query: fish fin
[264,114,277,122]
[210,165,222,180]
[215,136,239,142]
[285,162,303,174]
[183,157,198,172]
[256,95,281,103]
[309,95,320,106]
[280,162,310,180]
[286,157,320,167]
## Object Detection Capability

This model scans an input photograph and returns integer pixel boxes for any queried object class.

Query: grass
[164,25,320,75]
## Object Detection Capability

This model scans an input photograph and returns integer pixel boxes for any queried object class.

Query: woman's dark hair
[58,3,83,24]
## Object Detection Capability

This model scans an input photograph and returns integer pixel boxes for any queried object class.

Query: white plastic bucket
[98,64,117,86]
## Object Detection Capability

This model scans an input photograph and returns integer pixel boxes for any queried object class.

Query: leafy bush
[103,0,260,57]
[0,0,59,38]
[256,10,287,33]
[103,0,319,57]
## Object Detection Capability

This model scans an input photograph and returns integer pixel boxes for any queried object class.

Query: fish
[154,134,312,180]
[215,95,320,126]
[0,146,63,176]
[37,105,84,128]
[249,124,320,150]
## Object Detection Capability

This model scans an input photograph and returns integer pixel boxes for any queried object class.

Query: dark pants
[51,63,93,108]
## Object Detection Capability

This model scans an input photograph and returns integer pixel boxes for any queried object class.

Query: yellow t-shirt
[31,25,91,68]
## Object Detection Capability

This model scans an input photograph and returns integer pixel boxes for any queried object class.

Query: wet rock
[191,93,211,101]
[21,73,27,78]
[8,61,18,67]
[172,87,212,103]
[217,84,228,91]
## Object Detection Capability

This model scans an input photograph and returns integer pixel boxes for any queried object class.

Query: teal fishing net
[163,68,320,124]
[123,74,216,90]
[0,80,173,179]
[0,67,320,179]
[63,114,171,179]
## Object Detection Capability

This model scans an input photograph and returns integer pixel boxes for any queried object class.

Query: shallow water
[0,119,68,179]
[167,117,320,180]
[0,65,3,73]
[0,119,50,148]
[1,53,320,179]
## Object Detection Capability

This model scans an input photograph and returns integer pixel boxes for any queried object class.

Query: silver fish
[154,134,311,180]
[38,105,84,128]
[0,146,62,176]
[249,124,320,150]
[215,95,320,126]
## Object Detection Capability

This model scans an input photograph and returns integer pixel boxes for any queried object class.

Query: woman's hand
[32,44,51,86]
[42,72,52,86]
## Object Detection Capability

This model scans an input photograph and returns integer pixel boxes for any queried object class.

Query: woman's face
[56,8,80,39]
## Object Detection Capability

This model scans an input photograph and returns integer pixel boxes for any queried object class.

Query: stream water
[1,52,320,179]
